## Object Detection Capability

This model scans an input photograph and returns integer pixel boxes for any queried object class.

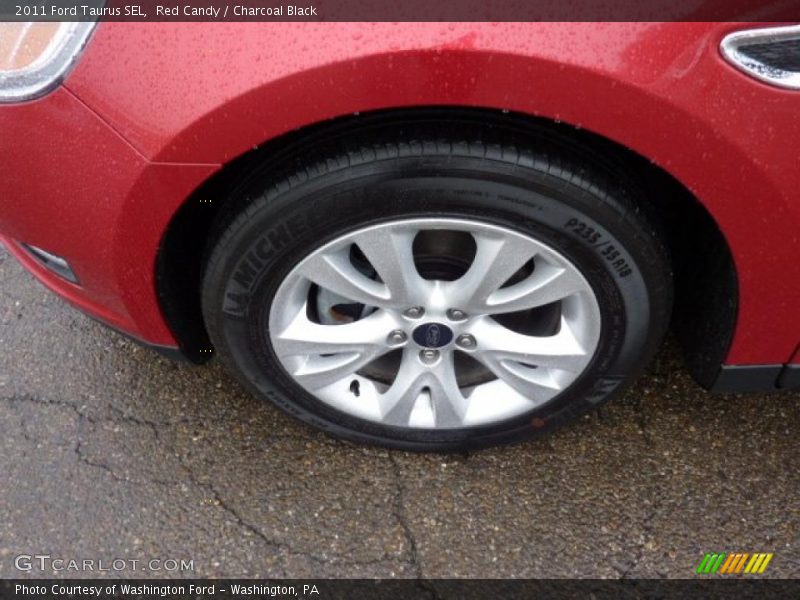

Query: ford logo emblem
[412,322,453,348]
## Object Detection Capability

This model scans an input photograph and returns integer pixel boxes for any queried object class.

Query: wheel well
[156,107,736,386]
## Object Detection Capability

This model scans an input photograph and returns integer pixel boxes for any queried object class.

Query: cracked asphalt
[1,242,798,579]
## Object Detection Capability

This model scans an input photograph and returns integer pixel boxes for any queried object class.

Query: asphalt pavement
[1,242,798,579]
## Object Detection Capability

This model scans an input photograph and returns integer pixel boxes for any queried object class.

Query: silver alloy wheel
[268,218,601,429]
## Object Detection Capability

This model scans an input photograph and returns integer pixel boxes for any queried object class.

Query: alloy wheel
[268,218,602,429]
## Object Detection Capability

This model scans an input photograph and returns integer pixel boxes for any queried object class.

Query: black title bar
[2,0,800,21]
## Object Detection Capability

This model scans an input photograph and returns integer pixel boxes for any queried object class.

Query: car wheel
[202,117,672,451]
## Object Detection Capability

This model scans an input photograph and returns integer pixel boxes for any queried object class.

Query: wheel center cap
[412,322,453,348]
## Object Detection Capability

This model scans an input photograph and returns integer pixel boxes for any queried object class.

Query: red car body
[1,22,799,390]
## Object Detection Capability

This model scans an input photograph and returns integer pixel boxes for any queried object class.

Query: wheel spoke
[380,351,469,427]
[468,315,590,373]
[379,349,429,426]
[427,353,470,427]
[273,308,397,389]
[273,308,395,355]
[478,359,564,404]
[445,231,536,313]
[296,249,390,308]
[483,263,587,314]
[292,353,373,390]
[354,227,432,307]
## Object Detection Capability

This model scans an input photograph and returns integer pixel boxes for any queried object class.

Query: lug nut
[419,349,440,364]
[456,334,477,349]
[404,306,425,319]
[446,308,467,321]
[387,330,407,345]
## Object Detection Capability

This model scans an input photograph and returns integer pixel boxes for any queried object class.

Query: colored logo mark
[696,552,773,575]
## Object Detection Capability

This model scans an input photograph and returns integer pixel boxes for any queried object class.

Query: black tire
[202,114,672,451]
